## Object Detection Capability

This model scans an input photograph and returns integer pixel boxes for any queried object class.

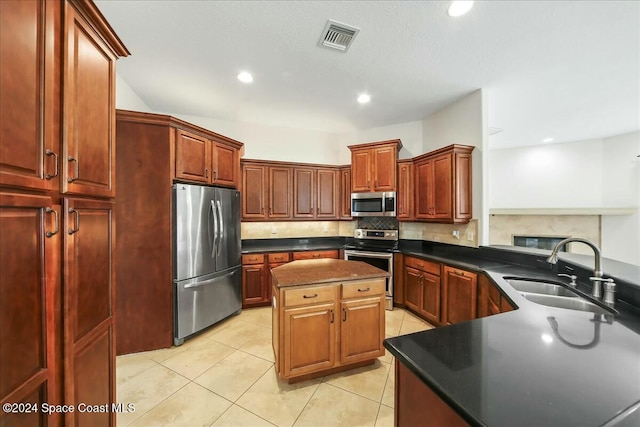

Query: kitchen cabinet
[242,257,268,308]
[0,192,62,426]
[293,167,338,219]
[1,1,128,425]
[397,160,414,220]
[339,166,352,219]
[114,111,244,355]
[404,256,442,324]
[269,166,292,218]
[442,266,478,325]
[349,140,401,193]
[175,129,241,188]
[477,274,515,317]
[273,269,386,382]
[241,162,291,220]
[395,361,468,427]
[242,162,267,219]
[414,145,473,223]
[292,250,339,260]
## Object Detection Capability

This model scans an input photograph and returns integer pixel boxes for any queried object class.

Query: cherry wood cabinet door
[0,192,61,427]
[340,297,385,364]
[316,169,338,219]
[372,146,396,191]
[404,267,422,313]
[63,198,115,427]
[339,167,352,219]
[293,167,315,218]
[242,264,267,307]
[454,152,473,221]
[432,154,453,220]
[269,166,292,219]
[62,2,117,198]
[0,0,60,192]
[241,163,267,219]
[175,129,210,183]
[397,161,413,220]
[351,150,371,192]
[442,266,477,325]
[284,303,336,378]
[414,159,433,219]
[211,141,237,188]
[419,272,441,324]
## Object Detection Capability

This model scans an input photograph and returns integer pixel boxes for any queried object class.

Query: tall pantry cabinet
[0,1,129,426]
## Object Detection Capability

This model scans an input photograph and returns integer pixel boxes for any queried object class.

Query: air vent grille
[319,20,360,52]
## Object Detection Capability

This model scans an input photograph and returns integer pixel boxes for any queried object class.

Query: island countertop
[271,259,389,288]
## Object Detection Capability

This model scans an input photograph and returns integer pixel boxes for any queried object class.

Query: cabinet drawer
[284,285,337,307]
[268,252,290,263]
[342,279,385,299]
[292,250,339,260]
[242,254,265,265]
[404,256,440,276]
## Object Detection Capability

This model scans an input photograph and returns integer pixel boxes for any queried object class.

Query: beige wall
[489,215,600,255]
[400,220,478,248]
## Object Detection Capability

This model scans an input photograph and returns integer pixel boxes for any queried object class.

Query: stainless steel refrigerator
[173,183,242,345]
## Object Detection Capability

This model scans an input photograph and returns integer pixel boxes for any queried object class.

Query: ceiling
[96,1,639,149]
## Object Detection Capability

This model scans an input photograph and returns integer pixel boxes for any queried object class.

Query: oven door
[344,250,393,310]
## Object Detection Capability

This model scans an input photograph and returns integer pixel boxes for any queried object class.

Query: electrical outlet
[323,223,329,233]
[271,225,278,235]
[452,230,460,239]
[467,231,475,241]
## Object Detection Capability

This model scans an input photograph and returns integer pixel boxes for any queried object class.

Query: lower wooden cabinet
[442,266,478,325]
[404,257,442,324]
[242,254,268,308]
[291,249,339,260]
[477,273,515,317]
[273,278,385,381]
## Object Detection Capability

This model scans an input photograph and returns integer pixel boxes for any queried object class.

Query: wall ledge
[489,207,637,216]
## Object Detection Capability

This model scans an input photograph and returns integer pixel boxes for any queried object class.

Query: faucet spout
[546,238,604,298]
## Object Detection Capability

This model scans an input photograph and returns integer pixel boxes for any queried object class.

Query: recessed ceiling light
[237,72,253,83]
[542,137,555,143]
[448,1,474,17]
[357,93,371,104]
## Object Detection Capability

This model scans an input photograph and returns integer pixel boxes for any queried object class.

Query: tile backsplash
[400,220,479,247]
[241,221,355,239]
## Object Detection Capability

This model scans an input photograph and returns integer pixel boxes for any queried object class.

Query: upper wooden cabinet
[174,129,241,188]
[414,145,474,223]
[339,166,352,219]
[293,167,338,219]
[397,160,414,220]
[349,140,402,193]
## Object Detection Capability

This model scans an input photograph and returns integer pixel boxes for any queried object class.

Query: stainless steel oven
[344,229,398,310]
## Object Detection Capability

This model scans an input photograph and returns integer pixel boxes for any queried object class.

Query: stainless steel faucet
[546,237,616,305]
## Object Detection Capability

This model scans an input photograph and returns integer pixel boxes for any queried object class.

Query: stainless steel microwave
[351,192,396,217]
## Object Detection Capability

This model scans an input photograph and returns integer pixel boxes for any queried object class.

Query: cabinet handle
[45,150,58,179]
[454,270,465,277]
[205,168,209,178]
[357,288,370,292]
[418,264,424,268]
[67,156,79,182]
[303,294,318,299]
[313,254,320,258]
[68,208,80,235]
[213,169,217,179]
[342,307,347,322]
[330,309,334,323]
[45,207,59,237]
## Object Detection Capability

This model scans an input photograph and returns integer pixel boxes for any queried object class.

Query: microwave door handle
[216,199,223,257]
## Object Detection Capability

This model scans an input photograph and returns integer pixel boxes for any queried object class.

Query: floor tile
[160,339,235,380]
[240,306,273,329]
[294,383,379,427]
[207,319,268,349]
[236,367,321,427]
[375,404,394,427]
[129,382,231,427]
[398,317,432,335]
[116,364,190,426]
[138,344,187,363]
[381,364,395,408]
[211,404,276,426]
[195,350,273,402]
[323,359,391,402]
[384,309,404,337]
[116,353,156,388]
[239,329,276,362]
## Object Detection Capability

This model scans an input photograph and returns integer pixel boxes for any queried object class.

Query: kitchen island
[271,259,389,382]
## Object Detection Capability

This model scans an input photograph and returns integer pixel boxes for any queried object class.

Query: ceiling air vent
[319,20,360,53]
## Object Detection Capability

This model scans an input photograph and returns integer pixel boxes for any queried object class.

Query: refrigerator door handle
[216,199,224,257]
[183,270,237,289]
[211,200,218,257]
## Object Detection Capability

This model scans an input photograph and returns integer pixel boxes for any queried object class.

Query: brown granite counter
[271,259,389,288]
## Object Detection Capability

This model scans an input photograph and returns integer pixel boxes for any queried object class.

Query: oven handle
[344,250,394,259]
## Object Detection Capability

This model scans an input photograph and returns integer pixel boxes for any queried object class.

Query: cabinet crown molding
[347,139,403,151]
[68,0,130,57]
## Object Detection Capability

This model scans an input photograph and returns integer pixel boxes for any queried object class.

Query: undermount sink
[506,278,579,297]
[520,293,613,315]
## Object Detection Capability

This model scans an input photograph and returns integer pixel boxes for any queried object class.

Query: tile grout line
[290,377,325,427]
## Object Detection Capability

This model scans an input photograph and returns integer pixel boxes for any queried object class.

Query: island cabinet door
[442,266,477,325]
[419,272,441,324]
[340,297,385,364]
[404,267,422,313]
[283,302,336,378]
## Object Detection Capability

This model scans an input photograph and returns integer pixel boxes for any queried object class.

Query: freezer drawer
[174,267,241,345]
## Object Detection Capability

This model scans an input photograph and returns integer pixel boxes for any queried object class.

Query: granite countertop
[271,259,389,288]
[384,264,640,427]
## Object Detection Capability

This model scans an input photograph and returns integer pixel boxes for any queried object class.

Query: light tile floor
[116,307,433,427]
